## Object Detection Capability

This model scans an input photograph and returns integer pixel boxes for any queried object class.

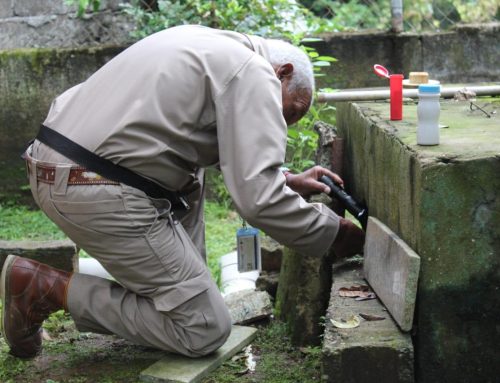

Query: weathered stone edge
[139,326,258,383]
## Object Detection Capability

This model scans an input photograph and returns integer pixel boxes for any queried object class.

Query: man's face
[273,63,312,126]
[282,87,312,126]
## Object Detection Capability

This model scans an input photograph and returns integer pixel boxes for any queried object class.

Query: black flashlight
[319,175,368,229]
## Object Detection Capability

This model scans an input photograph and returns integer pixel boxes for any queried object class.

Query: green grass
[203,321,322,383]
[0,200,241,282]
[0,202,66,240]
[0,200,323,382]
[204,201,241,286]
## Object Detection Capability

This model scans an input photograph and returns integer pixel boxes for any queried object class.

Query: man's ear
[276,63,294,81]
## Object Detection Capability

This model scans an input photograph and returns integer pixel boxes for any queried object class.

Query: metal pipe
[391,0,404,33]
[317,85,500,103]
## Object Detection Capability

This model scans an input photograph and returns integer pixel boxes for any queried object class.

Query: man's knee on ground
[165,287,232,358]
[185,304,232,357]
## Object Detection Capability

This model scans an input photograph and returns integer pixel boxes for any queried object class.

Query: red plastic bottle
[390,74,403,120]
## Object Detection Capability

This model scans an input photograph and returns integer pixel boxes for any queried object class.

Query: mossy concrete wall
[0,46,124,202]
[311,22,499,89]
[1,23,498,201]
[336,100,500,382]
[0,0,133,49]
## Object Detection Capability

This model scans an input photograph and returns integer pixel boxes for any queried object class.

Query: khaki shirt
[44,25,339,256]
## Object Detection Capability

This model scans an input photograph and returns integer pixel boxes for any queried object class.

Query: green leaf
[300,37,323,43]
[313,61,331,67]
[316,56,337,62]
[92,0,100,12]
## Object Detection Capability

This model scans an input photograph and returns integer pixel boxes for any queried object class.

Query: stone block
[224,289,272,325]
[363,217,420,331]
[0,240,79,272]
[260,236,283,272]
[322,261,414,383]
[13,0,67,16]
[275,246,332,346]
[256,271,279,298]
[336,99,500,382]
[140,325,257,383]
[314,120,346,216]
[0,1,12,18]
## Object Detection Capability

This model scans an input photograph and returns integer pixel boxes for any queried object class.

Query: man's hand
[332,218,365,258]
[285,165,343,197]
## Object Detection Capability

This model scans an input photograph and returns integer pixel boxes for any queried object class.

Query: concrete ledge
[322,261,414,383]
[0,239,79,272]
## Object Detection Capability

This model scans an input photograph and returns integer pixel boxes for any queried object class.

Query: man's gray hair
[266,39,315,95]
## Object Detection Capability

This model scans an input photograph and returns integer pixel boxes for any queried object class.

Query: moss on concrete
[336,99,500,383]
[276,245,332,346]
[0,46,125,203]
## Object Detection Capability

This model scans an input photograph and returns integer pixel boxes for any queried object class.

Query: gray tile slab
[363,217,420,331]
[140,325,257,383]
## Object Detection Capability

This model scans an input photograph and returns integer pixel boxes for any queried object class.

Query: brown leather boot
[332,218,366,258]
[0,255,72,358]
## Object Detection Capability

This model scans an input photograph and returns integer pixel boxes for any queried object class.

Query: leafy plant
[64,0,101,17]
[122,0,321,39]
[283,41,337,173]
[451,0,499,24]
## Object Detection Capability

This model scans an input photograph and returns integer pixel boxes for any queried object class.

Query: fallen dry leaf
[359,313,385,321]
[42,329,52,341]
[330,315,361,329]
[339,285,375,299]
[355,293,377,301]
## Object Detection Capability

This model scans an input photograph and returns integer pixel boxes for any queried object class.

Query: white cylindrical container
[417,84,441,145]
[220,251,259,296]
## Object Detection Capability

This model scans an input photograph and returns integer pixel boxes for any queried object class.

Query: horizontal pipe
[317,85,500,102]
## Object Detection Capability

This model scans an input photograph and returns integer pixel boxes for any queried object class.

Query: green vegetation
[0,200,240,284]
[205,201,241,286]
[0,308,321,382]
[203,321,322,383]
[122,0,321,40]
[0,201,321,382]
[0,202,65,240]
[66,0,499,33]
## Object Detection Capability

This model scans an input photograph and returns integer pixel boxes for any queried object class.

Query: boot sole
[0,254,18,348]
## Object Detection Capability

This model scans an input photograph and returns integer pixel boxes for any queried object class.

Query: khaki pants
[28,141,231,357]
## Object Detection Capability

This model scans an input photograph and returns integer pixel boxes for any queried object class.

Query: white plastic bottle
[417,84,441,145]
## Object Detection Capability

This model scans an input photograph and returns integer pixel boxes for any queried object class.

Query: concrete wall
[312,22,499,89]
[0,46,125,202]
[335,100,500,383]
[0,0,134,49]
[0,23,498,201]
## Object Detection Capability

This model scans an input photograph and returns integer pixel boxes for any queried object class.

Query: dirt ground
[0,315,165,383]
[0,312,321,383]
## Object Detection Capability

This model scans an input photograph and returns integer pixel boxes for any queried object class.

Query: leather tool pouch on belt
[34,124,190,211]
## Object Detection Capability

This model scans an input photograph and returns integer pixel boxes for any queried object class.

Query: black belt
[35,124,189,211]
